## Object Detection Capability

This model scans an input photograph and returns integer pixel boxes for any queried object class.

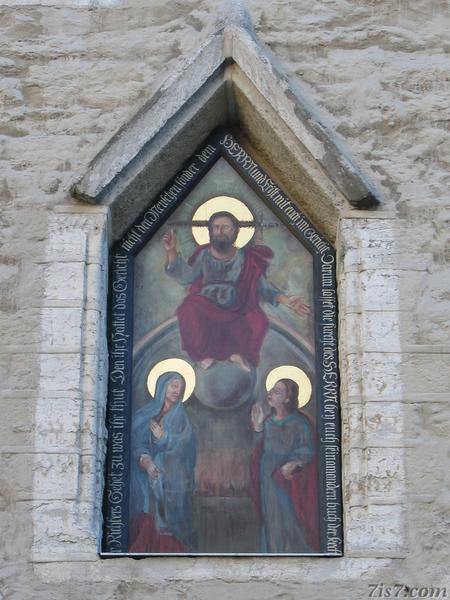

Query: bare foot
[229,354,251,372]
[199,358,214,370]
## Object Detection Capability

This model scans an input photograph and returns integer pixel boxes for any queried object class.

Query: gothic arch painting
[103,129,342,556]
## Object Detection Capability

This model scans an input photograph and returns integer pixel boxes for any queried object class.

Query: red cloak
[176,244,273,367]
[249,436,320,553]
[129,513,188,553]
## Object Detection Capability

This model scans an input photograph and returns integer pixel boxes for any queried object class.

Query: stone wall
[0,1,449,598]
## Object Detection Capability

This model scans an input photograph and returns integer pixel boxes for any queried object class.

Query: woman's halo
[147,358,196,402]
[191,196,255,248]
[265,365,312,408]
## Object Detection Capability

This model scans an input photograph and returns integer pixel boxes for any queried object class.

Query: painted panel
[103,130,342,556]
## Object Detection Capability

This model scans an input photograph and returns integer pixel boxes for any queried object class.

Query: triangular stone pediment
[71,0,380,244]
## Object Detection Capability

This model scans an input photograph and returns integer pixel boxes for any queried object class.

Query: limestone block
[85,262,107,312]
[339,220,394,268]
[78,399,102,452]
[402,354,450,397]
[33,555,395,587]
[0,354,40,393]
[43,228,87,264]
[0,76,23,105]
[40,306,83,353]
[365,401,404,447]
[0,397,35,448]
[31,500,98,562]
[39,353,81,397]
[0,502,33,563]
[368,247,431,273]
[0,308,40,349]
[339,312,362,354]
[410,266,450,344]
[344,352,403,401]
[366,447,405,498]
[341,402,365,449]
[44,210,108,265]
[8,1,123,10]
[0,453,34,499]
[345,504,406,556]
[0,258,19,288]
[338,353,358,399]
[340,353,362,399]
[41,262,86,304]
[356,270,404,312]
[363,311,401,353]
[83,309,107,354]
[405,442,447,498]
[342,448,366,507]
[355,221,396,247]
[86,224,109,266]
[343,401,404,447]
[339,296,408,356]
[80,352,107,403]
[404,402,450,440]
[339,223,432,273]
[408,498,450,558]
[77,453,104,504]
[343,421,405,502]
[337,269,360,313]
[33,453,80,500]
[33,396,98,452]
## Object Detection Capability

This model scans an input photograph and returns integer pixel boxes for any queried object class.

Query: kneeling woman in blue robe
[129,371,196,553]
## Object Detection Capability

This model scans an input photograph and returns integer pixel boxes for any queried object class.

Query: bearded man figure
[162,211,309,371]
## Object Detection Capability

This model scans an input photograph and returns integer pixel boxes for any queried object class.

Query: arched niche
[33,1,406,570]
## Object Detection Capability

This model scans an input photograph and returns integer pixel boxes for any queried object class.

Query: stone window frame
[33,3,406,581]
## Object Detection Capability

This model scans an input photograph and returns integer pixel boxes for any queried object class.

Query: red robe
[129,513,188,554]
[176,245,274,367]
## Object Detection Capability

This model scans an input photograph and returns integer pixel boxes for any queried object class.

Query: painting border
[102,129,343,557]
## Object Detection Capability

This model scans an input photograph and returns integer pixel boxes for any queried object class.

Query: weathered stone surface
[0,0,448,597]
[343,351,403,401]
[39,353,82,396]
[365,401,404,446]
[40,307,83,353]
[33,453,80,501]
[0,397,35,449]
[31,500,98,562]
[41,262,86,304]
[345,401,404,448]
[366,447,405,498]
[345,504,406,557]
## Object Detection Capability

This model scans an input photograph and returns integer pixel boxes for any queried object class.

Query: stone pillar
[32,206,109,562]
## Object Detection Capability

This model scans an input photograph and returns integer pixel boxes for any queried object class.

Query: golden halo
[265,365,312,408]
[147,358,196,402]
[191,196,255,248]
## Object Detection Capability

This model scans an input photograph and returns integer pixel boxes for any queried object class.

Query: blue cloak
[130,372,196,549]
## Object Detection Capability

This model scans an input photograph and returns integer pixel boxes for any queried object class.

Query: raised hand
[162,228,177,256]
[251,403,264,432]
[278,294,310,316]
